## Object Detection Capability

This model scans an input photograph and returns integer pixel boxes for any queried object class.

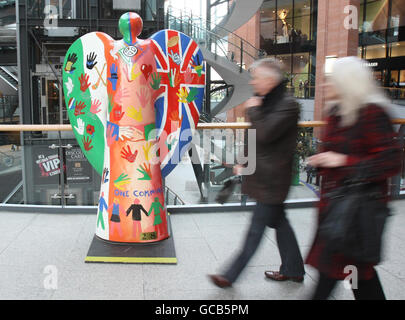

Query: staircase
[165,1,264,200]
[0,66,18,91]
[0,24,16,44]
[212,0,264,36]
[166,0,265,116]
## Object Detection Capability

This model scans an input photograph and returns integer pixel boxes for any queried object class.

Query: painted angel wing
[62,32,114,176]
[150,30,206,178]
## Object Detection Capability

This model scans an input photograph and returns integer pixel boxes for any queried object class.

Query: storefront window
[365,43,387,59]
[364,0,389,32]
[276,0,293,43]
[293,52,310,73]
[277,17,293,43]
[391,41,405,57]
[293,0,311,41]
[390,70,399,84]
[400,70,405,86]
[293,73,309,98]
[293,0,311,17]
[277,0,293,16]
[260,0,315,48]
[277,53,292,72]
[260,1,316,99]
[293,15,310,42]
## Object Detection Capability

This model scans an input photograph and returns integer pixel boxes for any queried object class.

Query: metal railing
[291,85,405,102]
[166,6,265,61]
[165,7,265,74]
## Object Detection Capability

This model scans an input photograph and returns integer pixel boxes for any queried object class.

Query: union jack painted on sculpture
[62,12,205,244]
[150,30,205,177]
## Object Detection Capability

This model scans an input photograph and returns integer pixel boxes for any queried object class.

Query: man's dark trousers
[223,202,305,283]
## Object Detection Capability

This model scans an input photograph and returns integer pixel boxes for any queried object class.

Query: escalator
[0,66,17,90]
[0,66,18,123]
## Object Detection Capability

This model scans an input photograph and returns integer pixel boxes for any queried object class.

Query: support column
[314,0,360,134]
[16,0,33,125]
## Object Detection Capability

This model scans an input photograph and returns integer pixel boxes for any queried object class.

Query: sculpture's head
[134,198,140,204]
[119,12,143,45]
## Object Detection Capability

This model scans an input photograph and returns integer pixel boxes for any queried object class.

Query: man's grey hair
[249,58,285,82]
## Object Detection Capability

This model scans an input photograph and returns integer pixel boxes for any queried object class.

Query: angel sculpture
[62,12,205,243]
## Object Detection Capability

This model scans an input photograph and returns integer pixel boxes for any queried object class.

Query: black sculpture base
[85,215,177,264]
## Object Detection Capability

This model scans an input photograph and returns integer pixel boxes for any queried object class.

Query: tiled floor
[0,200,404,300]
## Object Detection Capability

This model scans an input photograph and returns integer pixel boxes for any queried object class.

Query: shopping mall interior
[0,0,403,208]
[0,0,403,302]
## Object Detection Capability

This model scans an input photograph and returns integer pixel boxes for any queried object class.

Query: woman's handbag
[319,180,390,264]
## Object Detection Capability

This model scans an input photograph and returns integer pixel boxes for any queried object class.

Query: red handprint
[111,104,125,122]
[79,73,91,92]
[74,101,86,116]
[121,145,138,163]
[184,68,194,83]
[136,86,151,109]
[90,99,102,114]
[82,136,93,151]
[106,122,119,147]
[169,109,183,124]
[114,87,130,105]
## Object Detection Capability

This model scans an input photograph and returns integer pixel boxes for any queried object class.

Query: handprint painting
[62,13,205,243]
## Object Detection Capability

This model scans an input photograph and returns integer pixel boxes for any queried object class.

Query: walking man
[209,58,305,287]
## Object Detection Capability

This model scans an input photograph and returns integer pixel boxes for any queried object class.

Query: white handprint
[168,50,181,65]
[110,41,121,60]
[65,77,74,96]
[119,126,143,141]
[74,118,85,135]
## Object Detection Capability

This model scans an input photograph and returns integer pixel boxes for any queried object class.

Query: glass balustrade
[0,95,19,124]
[1,121,404,211]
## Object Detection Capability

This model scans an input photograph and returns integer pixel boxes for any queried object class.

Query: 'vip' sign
[62,12,205,243]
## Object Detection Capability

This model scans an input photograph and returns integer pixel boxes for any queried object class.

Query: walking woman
[306,56,401,300]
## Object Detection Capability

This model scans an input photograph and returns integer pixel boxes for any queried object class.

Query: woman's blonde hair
[327,56,389,127]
